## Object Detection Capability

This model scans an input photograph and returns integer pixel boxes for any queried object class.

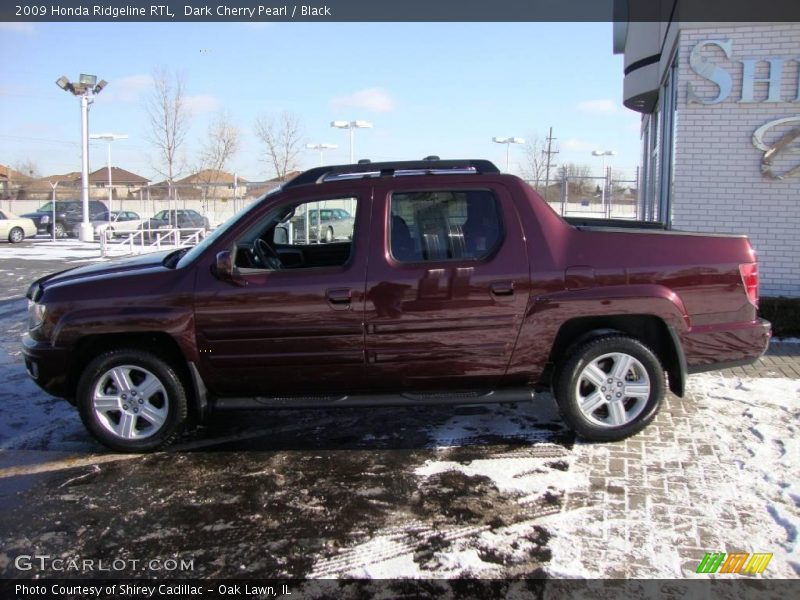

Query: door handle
[326,288,352,310]
[490,281,515,296]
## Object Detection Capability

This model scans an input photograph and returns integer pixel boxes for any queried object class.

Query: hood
[27,250,177,300]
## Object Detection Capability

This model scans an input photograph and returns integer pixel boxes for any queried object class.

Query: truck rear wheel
[554,335,664,441]
[76,349,188,452]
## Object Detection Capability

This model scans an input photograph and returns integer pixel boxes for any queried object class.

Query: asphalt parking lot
[0,243,798,583]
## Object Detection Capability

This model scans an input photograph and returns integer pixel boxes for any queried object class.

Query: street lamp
[492,137,525,172]
[56,73,108,241]
[306,143,338,166]
[89,133,128,214]
[591,149,617,215]
[331,120,372,164]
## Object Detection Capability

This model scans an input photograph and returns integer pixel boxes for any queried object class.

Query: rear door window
[389,190,502,262]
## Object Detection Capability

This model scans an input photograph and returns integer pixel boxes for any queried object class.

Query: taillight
[739,262,759,307]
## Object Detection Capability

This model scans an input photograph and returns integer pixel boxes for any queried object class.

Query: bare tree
[197,110,241,200]
[146,68,191,197]
[253,111,304,181]
[13,159,40,179]
[519,134,547,189]
[557,162,593,193]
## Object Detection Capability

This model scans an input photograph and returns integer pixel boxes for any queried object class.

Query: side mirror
[213,250,246,286]
[274,226,289,245]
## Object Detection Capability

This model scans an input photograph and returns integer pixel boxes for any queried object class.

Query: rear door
[364,180,530,390]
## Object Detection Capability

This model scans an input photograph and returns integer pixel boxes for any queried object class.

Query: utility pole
[542,127,559,202]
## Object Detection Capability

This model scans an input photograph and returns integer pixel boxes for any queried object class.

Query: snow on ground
[542,374,800,579]
[308,374,800,579]
[0,237,187,263]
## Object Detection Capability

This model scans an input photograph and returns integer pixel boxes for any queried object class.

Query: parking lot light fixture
[306,143,338,166]
[331,120,373,164]
[56,73,108,241]
[591,149,617,212]
[90,133,128,213]
[492,136,525,172]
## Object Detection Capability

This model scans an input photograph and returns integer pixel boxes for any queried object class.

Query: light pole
[331,120,372,164]
[492,137,525,172]
[306,143,338,166]
[592,149,617,215]
[48,181,59,242]
[90,133,128,214]
[56,73,108,241]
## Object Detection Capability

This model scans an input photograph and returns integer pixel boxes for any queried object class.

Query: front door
[364,182,530,390]
[193,192,369,397]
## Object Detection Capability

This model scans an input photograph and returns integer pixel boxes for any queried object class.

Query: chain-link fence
[3,174,645,232]
[0,181,280,227]
[526,173,641,220]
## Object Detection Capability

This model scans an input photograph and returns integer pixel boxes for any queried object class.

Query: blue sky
[0,21,642,182]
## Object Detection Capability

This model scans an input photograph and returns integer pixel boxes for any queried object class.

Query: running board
[212,387,533,410]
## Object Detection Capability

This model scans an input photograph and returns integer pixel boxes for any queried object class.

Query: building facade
[615,21,800,297]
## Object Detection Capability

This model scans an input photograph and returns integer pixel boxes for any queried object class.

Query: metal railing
[100,227,206,257]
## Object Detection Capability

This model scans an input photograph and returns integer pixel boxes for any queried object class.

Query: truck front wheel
[76,349,188,452]
[554,335,664,441]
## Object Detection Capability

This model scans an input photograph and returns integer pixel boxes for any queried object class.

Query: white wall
[671,24,800,297]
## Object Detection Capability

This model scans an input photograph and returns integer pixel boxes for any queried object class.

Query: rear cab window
[389,190,503,263]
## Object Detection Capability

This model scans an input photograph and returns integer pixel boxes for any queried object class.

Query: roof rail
[283,159,500,189]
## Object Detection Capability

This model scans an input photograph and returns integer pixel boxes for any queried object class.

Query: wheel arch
[69,332,206,422]
[545,314,686,397]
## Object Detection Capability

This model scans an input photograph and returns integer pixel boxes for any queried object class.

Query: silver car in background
[291,208,354,243]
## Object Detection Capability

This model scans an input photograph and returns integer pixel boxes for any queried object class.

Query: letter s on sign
[688,40,732,104]
[752,116,800,180]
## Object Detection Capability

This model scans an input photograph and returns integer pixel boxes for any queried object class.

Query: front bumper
[22,333,73,399]
[683,318,771,374]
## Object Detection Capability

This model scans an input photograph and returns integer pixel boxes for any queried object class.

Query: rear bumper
[683,318,771,374]
[22,333,73,399]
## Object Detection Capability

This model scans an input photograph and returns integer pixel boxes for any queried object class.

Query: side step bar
[212,387,534,410]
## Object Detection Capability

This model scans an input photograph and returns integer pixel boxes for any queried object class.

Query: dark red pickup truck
[23,160,771,452]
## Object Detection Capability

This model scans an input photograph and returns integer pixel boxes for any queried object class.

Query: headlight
[40,215,50,224]
[27,301,46,330]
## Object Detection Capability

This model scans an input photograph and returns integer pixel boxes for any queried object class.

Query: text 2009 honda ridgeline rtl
[23,160,770,452]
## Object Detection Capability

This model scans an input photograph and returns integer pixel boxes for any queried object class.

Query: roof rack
[283,159,500,189]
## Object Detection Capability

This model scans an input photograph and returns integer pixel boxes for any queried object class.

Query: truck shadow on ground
[0,401,573,579]
[185,400,573,453]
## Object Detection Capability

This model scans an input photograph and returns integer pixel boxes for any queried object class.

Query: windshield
[38,202,54,212]
[176,189,280,269]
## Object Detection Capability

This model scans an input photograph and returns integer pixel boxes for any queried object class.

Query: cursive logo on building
[752,116,800,179]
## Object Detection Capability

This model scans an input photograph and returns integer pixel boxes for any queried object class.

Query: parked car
[92,211,145,239]
[292,207,355,243]
[23,159,771,452]
[21,200,108,238]
[145,209,209,230]
[139,209,209,241]
[0,210,37,243]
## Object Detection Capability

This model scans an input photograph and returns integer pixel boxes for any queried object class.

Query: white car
[0,210,37,243]
[92,211,145,239]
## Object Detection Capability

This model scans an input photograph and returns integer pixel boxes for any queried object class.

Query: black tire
[554,335,664,442]
[51,222,65,238]
[8,227,24,243]
[76,348,188,452]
